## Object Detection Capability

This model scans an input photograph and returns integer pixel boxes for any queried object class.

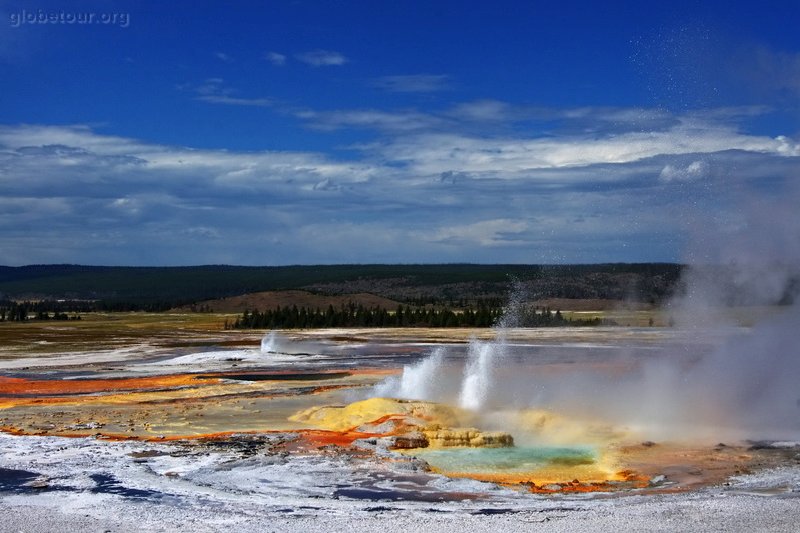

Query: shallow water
[411,446,598,474]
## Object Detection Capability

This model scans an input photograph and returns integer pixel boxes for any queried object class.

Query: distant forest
[229,303,614,329]
[0,263,683,312]
[0,300,83,322]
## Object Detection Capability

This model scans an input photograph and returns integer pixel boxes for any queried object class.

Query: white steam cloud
[373,182,800,442]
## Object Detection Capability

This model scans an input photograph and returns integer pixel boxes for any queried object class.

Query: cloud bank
[0,102,797,265]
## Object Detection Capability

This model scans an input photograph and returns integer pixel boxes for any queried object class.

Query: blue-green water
[412,446,597,474]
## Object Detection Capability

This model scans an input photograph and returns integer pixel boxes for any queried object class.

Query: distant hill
[0,263,683,309]
[172,290,404,313]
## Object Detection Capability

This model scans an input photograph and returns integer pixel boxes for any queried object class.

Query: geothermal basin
[1,316,799,531]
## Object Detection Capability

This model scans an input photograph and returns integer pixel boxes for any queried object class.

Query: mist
[373,184,800,442]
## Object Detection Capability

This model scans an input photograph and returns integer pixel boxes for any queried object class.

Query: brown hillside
[175,290,404,313]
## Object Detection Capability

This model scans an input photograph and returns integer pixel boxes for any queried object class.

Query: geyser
[374,347,446,400]
[373,195,800,442]
[375,181,800,446]
[458,340,500,411]
[258,331,332,356]
[260,331,278,353]
[374,338,506,413]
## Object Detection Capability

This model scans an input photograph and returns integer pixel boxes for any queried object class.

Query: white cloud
[311,178,340,191]
[110,197,141,216]
[265,51,286,66]
[298,108,444,132]
[181,226,220,239]
[0,105,796,265]
[0,124,152,155]
[295,49,347,67]
[189,78,273,107]
[426,219,530,247]
[214,51,233,63]
[444,103,678,130]
[376,119,799,176]
[659,160,709,182]
[0,124,376,193]
[774,135,800,156]
[371,74,450,93]
[447,100,513,122]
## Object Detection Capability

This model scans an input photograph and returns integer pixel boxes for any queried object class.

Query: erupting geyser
[395,346,445,400]
[458,340,499,411]
[260,331,278,353]
[373,206,800,444]
[374,337,505,413]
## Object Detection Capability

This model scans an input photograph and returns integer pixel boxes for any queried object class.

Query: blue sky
[1,0,799,265]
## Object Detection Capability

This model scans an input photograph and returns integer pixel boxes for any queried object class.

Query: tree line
[229,304,499,329]
[229,303,614,329]
[0,299,183,320]
[0,301,82,322]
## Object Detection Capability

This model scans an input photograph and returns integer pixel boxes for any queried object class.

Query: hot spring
[359,296,800,487]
